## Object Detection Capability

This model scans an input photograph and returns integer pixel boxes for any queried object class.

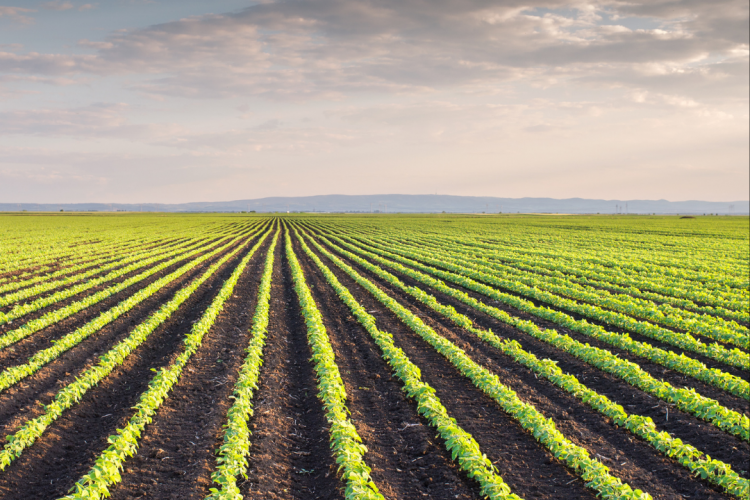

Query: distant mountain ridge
[1,195,748,214]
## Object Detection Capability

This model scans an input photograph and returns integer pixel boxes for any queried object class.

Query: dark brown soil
[0,232,257,438]
[1,236,191,298]
[303,234,600,500]
[0,237,233,375]
[109,231,273,499]
[293,235,484,500]
[347,235,749,379]
[311,234,750,478]
[334,234,750,411]
[238,230,341,500]
[0,227,264,499]
[313,237,734,499]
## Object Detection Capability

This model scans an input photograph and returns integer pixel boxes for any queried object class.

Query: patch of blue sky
[523,6,665,31]
[0,0,260,53]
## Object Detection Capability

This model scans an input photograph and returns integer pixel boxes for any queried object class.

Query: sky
[0,0,747,204]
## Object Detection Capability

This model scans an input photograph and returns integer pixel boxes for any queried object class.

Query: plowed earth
[0,223,744,500]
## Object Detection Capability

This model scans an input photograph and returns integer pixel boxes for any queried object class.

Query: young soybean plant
[312,234,749,499]
[207,231,279,500]
[299,229,651,500]
[62,232,268,500]
[285,230,384,500]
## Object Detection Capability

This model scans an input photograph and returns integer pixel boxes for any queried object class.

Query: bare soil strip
[0,236,184,288]
[327,247,734,499]
[294,236,484,500]
[348,237,749,380]
[1,236,189,298]
[108,234,272,499]
[0,232,260,499]
[338,241,750,414]
[0,235,234,374]
[340,251,750,477]
[0,234,255,440]
[239,233,342,500]
[0,235,228,344]
[311,242,600,500]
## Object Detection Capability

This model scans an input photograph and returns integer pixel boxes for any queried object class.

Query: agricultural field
[0,212,747,500]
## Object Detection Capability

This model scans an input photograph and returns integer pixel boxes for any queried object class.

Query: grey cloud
[0,0,746,102]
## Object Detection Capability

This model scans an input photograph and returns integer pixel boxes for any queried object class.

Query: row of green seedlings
[0,235,214,309]
[284,232,384,500]
[0,222,260,326]
[344,223,747,312]
[295,229,652,500]
[350,233,748,371]
[0,234,190,296]
[295,230,524,499]
[0,223,265,352]
[0,221,247,301]
[206,232,278,500]
[61,228,267,500]
[313,218,741,285]
[426,234,749,324]
[323,233,750,440]
[391,233,748,346]
[0,225,207,287]
[0,229,266,394]
[309,233,749,498]
[0,234,211,325]
[0,231,154,279]
[334,232,749,402]
[0,229,268,471]
[400,233,749,347]
[422,224,748,290]
[411,230,748,313]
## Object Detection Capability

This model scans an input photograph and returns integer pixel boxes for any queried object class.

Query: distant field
[0,213,747,500]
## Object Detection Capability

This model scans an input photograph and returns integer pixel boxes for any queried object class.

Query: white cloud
[0,0,744,102]
[40,1,75,11]
[0,6,36,24]
[0,0,746,203]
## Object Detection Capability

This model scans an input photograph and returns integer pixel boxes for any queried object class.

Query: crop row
[389,233,748,346]
[0,228,266,471]
[285,231,384,500]
[324,223,748,311]
[0,231,225,326]
[0,223,265,352]
[207,231,279,500]
[395,231,749,309]
[305,231,749,498]
[331,232,749,402]
[320,233,750,440]
[0,235,216,309]
[294,228,652,500]
[62,228,267,500]
[346,233,748,371]
[406,224,749,289]
[0,229,266,394]
[294,228,522,499]
[0,235,190,296]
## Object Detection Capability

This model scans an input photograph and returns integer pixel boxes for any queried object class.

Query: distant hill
[1,195,748,214]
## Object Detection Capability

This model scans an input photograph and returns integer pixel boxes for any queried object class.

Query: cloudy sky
[0,0,747,203]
